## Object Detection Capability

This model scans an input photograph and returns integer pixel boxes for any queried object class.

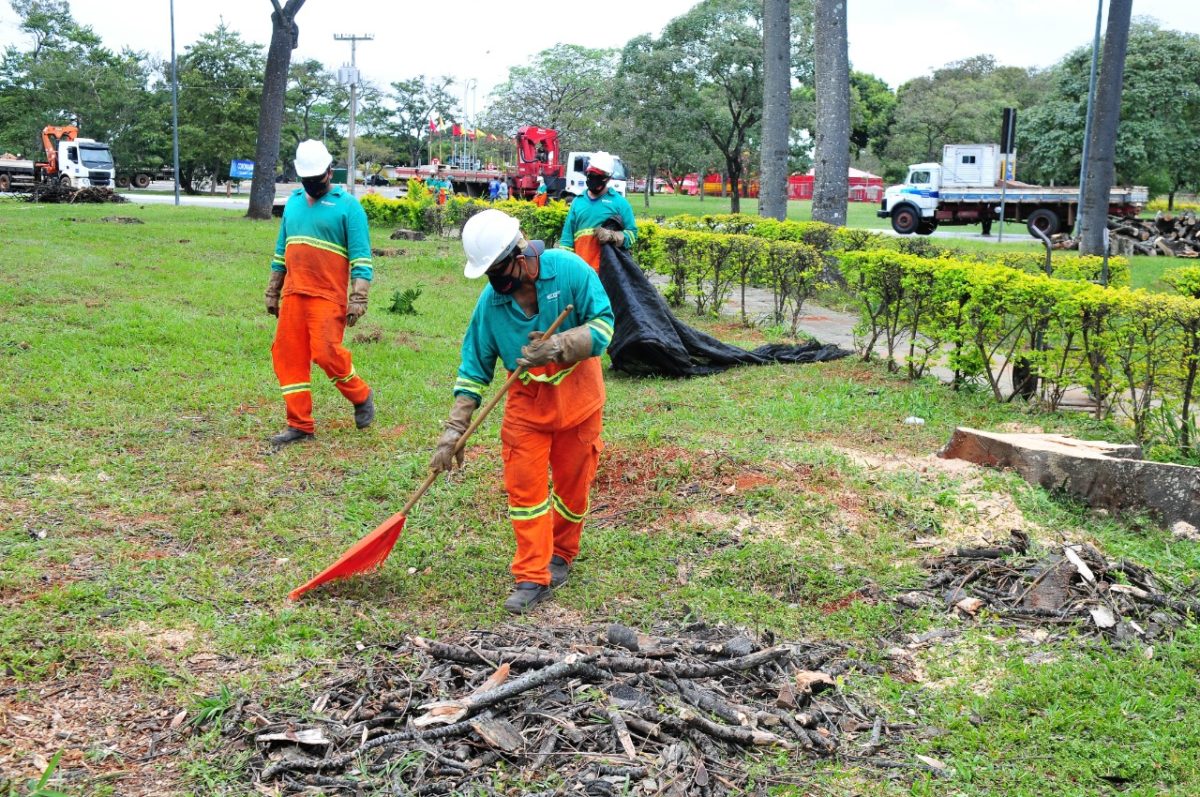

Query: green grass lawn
[1,201,1198,796]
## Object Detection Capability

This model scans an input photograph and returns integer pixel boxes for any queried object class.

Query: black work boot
[549,555,571,588]
[503,582,552,614]
[270,427,314,447]
[354,389,375,429]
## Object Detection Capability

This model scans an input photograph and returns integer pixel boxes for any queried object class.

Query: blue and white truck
[878,143,1148,237]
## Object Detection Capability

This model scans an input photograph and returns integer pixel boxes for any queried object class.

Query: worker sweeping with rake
[289,210,613,613]
[432,209,614,613]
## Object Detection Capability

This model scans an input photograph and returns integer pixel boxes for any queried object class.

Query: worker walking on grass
[559,151,636,271]
[430,209,614,614]
[264,139,376,447]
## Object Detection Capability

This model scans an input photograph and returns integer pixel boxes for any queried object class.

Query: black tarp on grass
[598,243,852,378]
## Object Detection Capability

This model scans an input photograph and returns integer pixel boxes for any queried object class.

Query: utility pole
[170,0,180,206]
[334,33,372,196]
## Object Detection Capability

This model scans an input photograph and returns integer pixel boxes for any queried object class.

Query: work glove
[265,271,286,317]
[346,278,371,327]
[430,395,477,473]
[594,228,625,246]
[517,325,594,369]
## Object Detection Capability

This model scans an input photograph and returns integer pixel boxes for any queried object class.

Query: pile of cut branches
[243,623,901,795]
[900,531,1199,641]
[23,185,126,204]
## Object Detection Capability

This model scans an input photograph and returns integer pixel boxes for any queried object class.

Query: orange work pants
[271,293,370,434]
[500,409,603,585]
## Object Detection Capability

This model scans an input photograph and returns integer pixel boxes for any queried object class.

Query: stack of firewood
[1109,212,1199,257]
[1050,212,1199,257]
[22,185,126,204]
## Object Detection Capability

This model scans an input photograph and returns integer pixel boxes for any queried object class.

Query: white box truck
[877,143,1147,238]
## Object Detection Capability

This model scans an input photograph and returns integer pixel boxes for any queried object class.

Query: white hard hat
[586,151,615,177]
[462,209,521,278]
[295,139,333,178]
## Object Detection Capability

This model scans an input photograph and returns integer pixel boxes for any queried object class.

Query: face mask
[302,175,329,199]
[585,174,609,194]
[487,259,522,295]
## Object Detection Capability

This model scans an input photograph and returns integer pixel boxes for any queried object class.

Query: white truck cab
[563,151,628,198]
[57,138,115,188]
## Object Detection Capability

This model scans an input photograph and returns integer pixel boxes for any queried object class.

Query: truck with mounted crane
[877,144,1147,238]
[391,126,627,202]
[0,125,116,192]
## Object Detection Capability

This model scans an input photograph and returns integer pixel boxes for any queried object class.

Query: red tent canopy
[788,167,883,202]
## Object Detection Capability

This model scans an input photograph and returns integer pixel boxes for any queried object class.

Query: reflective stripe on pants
[501,408,603,585]
[271,293,370,433]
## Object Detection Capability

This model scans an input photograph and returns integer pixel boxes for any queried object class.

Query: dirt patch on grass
[0,624,252,796]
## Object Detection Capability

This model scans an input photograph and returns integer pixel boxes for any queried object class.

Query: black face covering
[585,174,609,194]
[487,259,522,294]
[301,175,329,199]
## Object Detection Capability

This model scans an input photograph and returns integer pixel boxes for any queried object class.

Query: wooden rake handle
[398,304,575,517]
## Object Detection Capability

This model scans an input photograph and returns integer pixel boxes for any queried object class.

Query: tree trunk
[1079,0,1131,256]
[645,164,652,208]
[1168,190,1175,211]
[759,0,790,221]
[247,0,306,221]
[727,160,741,214]
[811,0,849,226]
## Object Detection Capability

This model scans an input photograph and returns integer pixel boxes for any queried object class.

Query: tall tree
[759,0,790,220]
[248,0,305,220]
[176,24,263,194]
[1079,0,1132,256]
[811,0,849,225]
[387,75,458,166]
[849,71,895,160]
[480,44,617,152]
[633,0,813,213]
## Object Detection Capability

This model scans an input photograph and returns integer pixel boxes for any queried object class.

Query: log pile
[897,530,1200,641]
[1110,211,1200,257]
[242,623,902,795]
[21,184,126,204]
[1049,212,1200,257]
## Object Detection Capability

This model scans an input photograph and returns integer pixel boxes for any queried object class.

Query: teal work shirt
[560,187,638,250]
[271,186,373,283]
[453,249,615,406]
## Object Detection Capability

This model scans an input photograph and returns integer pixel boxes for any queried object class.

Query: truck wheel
[890,203,920,235]
[133,173,151,189]
[1026,209,1060,238]
[0,173,10,192]
[116,176,131,188]
[57,175,71,188]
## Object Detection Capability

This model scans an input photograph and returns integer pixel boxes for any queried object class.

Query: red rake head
[287,511,407,601]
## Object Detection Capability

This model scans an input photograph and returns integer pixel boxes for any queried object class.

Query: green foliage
[358,193,569,245]
[1164,267,1200,299]
[884,55,1049,181]
[175,23,264,191]
[388,285,423,315]
[190,684,236,730]
[839,248,1200,455]
[649,227,825,333]
[480,44,618,152]
[1020,22,1200,195]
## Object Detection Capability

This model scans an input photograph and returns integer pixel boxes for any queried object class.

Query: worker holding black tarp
[559,151,636,271]
[430,209,615,614]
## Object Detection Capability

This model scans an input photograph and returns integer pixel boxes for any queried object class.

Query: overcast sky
[1,0,1197,121]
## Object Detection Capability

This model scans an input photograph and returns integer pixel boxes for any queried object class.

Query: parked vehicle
[392,126,625,202]
[365,174,391,186]
[0,125,116,191]
[878,143,1147,237]
[562,150,628,198]
[116,164,173,189]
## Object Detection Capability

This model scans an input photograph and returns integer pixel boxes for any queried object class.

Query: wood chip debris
[239,622,901,795]
[911,530,1199,642]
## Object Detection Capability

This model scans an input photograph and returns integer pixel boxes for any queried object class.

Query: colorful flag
[452,124,463,137]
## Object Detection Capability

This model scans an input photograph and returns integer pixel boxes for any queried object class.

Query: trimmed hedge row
[633,223,825,334]
[657,212,1131,286]
[360,183,569,245]
[839,249,1200,457]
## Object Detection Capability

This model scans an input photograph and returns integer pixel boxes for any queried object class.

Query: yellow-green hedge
[360,185,569,245]
[839,249,1200,455]
[634,224,825,334]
